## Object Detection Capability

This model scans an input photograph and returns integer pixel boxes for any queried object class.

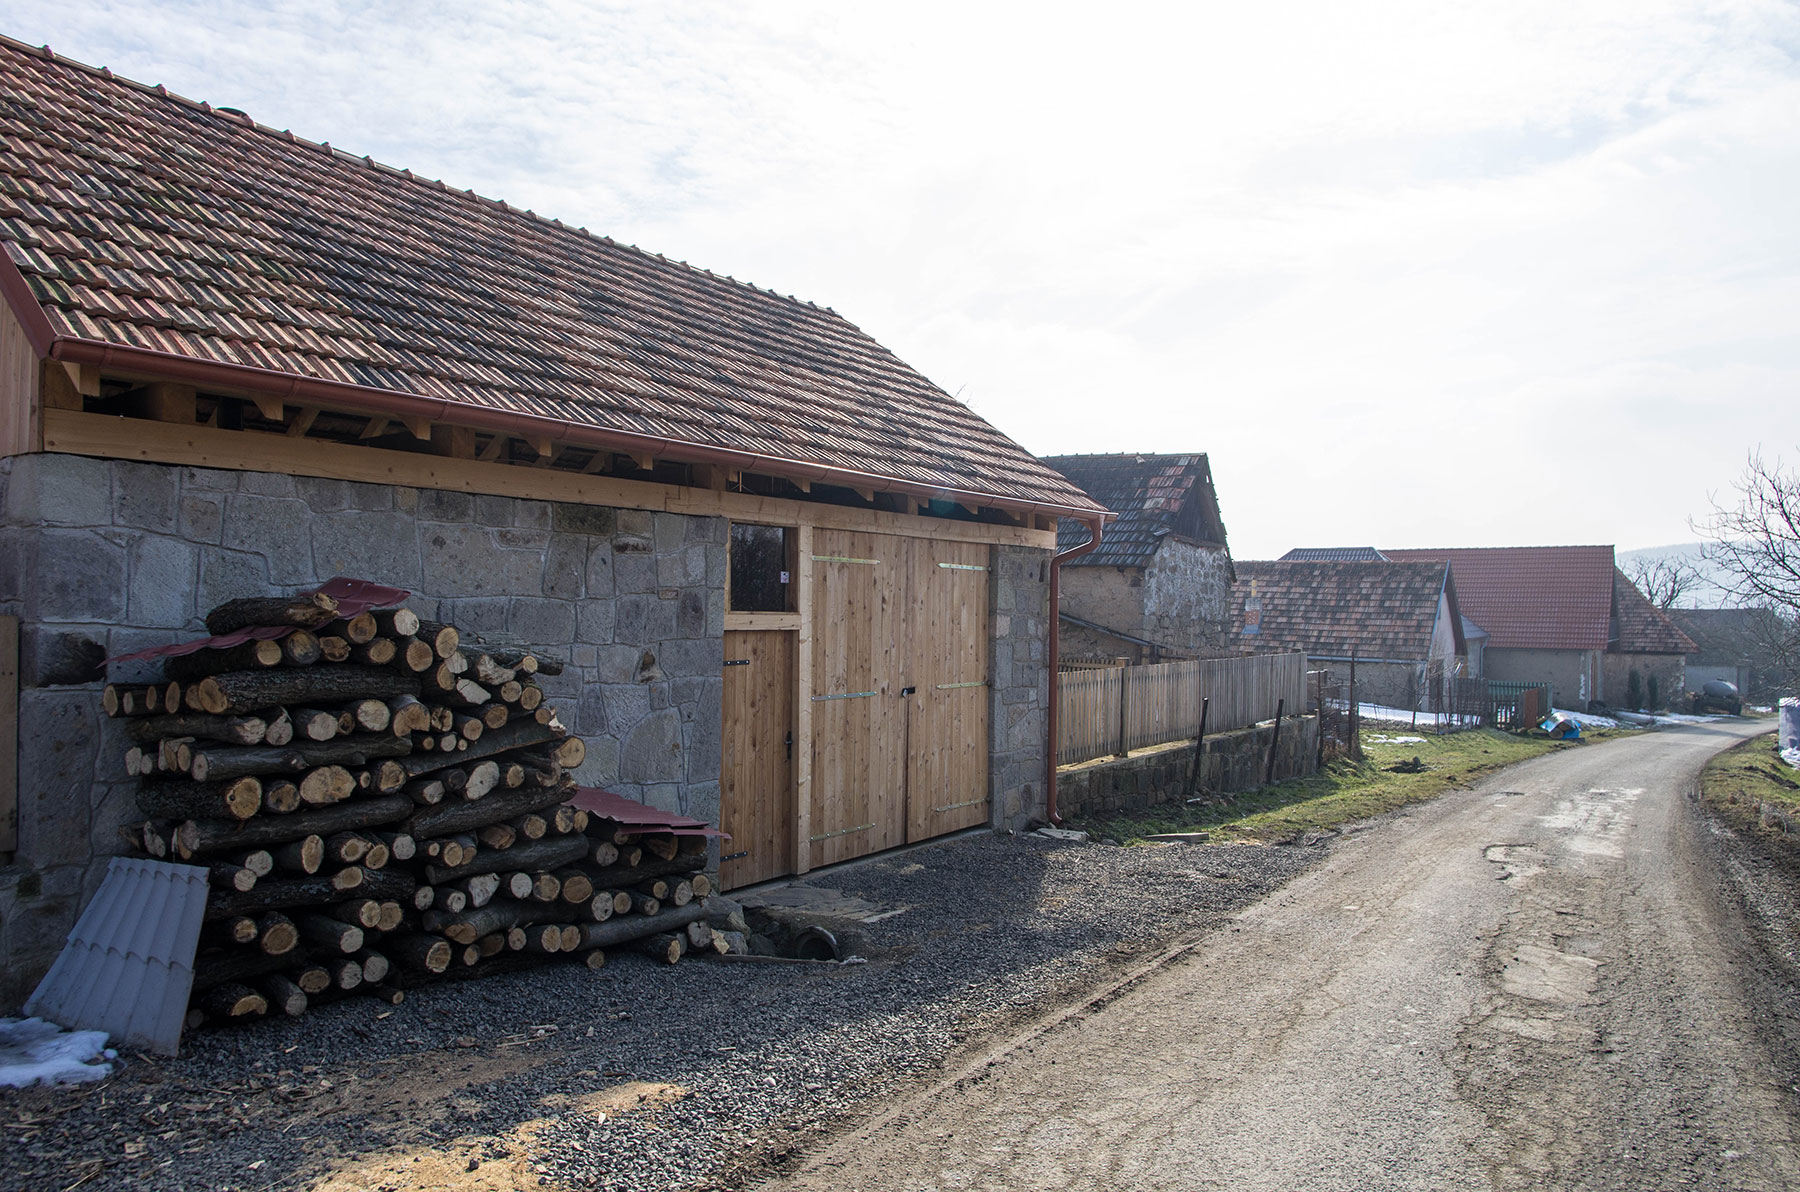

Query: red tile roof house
[1043,453,1235,664]
[1231,559,1468,711]
[0,38,1109,1006]
[1384,547,1694,711]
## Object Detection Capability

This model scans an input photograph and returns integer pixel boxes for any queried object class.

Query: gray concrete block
[649,682,671,711]
[223,493,316,583]
[684,516,726,546]
[553,503,617,536]
[591,645,640,684]
[239,471,296,497]
[437,596,509,635]
[178,494,224,545]
[600,683,653,735]
[572,644,598,668]
[543,535,586,599]
[88,782,137,856]
[30,530,127,622]
[616,594,677,644]
[508,598,577,646]
[474,495,514,527]
[197,548,272,618]
[706,589,725,638]
[16,692,99,867]
[128,535,199,626]
[704,541,727,587]
[313,510,423,588]
[20,626,106,688]
[660,638,721,678]
[640,783,683,815]
[656,547,705,588]
[578,600,616,645]
[417,488,474,523]
[653,513,686,553]
[343,479,392,510]
[4,454,113,527]
[684,780,721,826]
[421,525,542,596]
[682,700,722,784]
[613,550,658,595]
[584,542,616,598]
[393,487,417,513]
[670,675,716,708]
[578,683,607,737]
[572,735,620,786]
[113,461,179,532]
[293,475,353,511]
[514,501,552,531]
[180,466,238,492]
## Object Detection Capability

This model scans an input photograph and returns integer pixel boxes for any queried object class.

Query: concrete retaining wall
[1056,714,1319,819]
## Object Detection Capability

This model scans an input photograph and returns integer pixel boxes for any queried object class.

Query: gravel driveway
[1,829,1319,1192]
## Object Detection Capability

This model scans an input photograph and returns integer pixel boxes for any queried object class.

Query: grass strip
[1698,730,1800,855]
[1068,726,1608,845]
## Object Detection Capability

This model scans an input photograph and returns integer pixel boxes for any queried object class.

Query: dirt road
[761,721,1800,1191]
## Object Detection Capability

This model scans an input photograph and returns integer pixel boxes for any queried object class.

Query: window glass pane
[729,524,791,611]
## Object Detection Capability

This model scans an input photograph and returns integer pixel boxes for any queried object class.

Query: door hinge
[724,658,751,667]
[721,850,749,862]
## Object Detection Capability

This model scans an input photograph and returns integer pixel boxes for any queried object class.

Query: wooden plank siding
[0,301,39,459]
[1056,652,1307,766]
[719,629,795,889]
[905,538,990,841]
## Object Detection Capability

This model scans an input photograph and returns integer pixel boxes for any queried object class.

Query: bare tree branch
[1697,451,1800,693]
[1623,555,1705,610]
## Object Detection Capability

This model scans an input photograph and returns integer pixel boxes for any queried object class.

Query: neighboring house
[1279,547,1389,562]
[1044,453,1234,663]
[0,39,1108,1006]
[1384,546,1692,709]
[1231,559,1467,709]
[1667,607,1791,701]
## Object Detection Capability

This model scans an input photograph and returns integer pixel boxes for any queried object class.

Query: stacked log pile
[106,589,723,1027]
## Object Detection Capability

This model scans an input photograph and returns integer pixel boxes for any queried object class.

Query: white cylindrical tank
[1782,697,1799,757]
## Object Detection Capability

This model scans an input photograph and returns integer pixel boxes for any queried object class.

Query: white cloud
[11,0,1800,556]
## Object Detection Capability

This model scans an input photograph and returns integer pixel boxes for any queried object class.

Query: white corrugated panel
[23,858,208,1056]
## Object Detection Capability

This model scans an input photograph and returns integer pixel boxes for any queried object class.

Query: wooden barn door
[905,539,990,841]
[719,630,794,889]
[806,529,991,870]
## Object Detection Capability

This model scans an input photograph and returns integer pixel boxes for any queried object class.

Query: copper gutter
[1046,514,1105,825]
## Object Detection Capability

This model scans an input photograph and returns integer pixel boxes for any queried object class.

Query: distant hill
[1615,542,1738,609]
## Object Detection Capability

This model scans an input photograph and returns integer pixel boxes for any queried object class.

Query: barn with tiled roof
[0,37,1108,1006]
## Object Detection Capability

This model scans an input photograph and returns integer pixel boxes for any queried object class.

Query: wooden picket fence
[1057,652,1307,766]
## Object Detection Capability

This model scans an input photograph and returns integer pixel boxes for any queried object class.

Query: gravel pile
[0,833,1319,1192]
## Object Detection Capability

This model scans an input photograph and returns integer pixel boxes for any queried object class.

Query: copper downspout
[1046,514,1105,825]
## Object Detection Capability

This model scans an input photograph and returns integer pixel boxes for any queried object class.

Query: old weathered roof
[0,38,1103,518]
[1045,453,1227,567]
[1611,570,1697,655]
[1279,547,1389,562]
[22,857,208,1056]
[1384,546,1617,651]
[1232,560,1460,662]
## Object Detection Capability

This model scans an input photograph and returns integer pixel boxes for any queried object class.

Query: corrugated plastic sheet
[23,857,208,1056]
[0,39,1102,516]
[568,787,727,838]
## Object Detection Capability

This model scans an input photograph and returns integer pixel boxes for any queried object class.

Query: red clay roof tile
[0,38,1101,517]
[1385,545,1616,652]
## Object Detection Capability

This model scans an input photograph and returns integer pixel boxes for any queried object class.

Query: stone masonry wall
[989,544,1052,831]
[0,452,725,1009]
[1141,539,1235,657]
[1056,714,1320,820]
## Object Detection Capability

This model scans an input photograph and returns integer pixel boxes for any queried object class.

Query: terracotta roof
[1045,453,1228,568]
[1611,570,1696,655]
[1232,560,1460,661]
[1384,546,1616,651]
[1280,547,1388,562]
[0,38,1102,518]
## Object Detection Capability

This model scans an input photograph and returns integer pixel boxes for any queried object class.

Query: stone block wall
[989,544,1052,831]
[1601,651,1687,711]
[0,452,725,1008]
[1059,539,1235,661]
[1056,715,1320,820]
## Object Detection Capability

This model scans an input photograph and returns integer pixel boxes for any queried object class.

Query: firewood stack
[104,587,723,1028]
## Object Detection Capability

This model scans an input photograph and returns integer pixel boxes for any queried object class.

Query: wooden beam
[247,393,285,422]
[39,410,1059,549]
[430,424,477,459]
[691,463,726,490]
[629,452,654,473]
[792,524,814,876]
[135,382,197,424]
[724,612,801,632]
[582,450,611,475]
[400,414,433,441]
[41,360,84,412]
[852,487,874,504]
[287,406,320,437]
[532,443,565,469]
[358,415,390,440]
[527,435,555,461]
[60,361,100,397]
[790,478,811,494]
[477,435,507,463]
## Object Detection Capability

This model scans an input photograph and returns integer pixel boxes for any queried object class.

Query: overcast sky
[12,1,1800,558]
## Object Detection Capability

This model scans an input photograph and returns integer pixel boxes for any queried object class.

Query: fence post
[1265,698,1285,784]
[1186,696,1210,798]
[1114,668,1131,758]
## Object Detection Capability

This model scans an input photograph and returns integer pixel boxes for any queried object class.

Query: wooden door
[905,539,990,841]
[720,630,794,889]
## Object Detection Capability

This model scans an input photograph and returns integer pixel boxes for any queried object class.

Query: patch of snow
[1553,707,1618,729]
[1353,703,1464,728]
[1368,734,1426,744]
[1782,746,1800,771]
[0,1018,115,1088]
[1650,711,1728,724]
